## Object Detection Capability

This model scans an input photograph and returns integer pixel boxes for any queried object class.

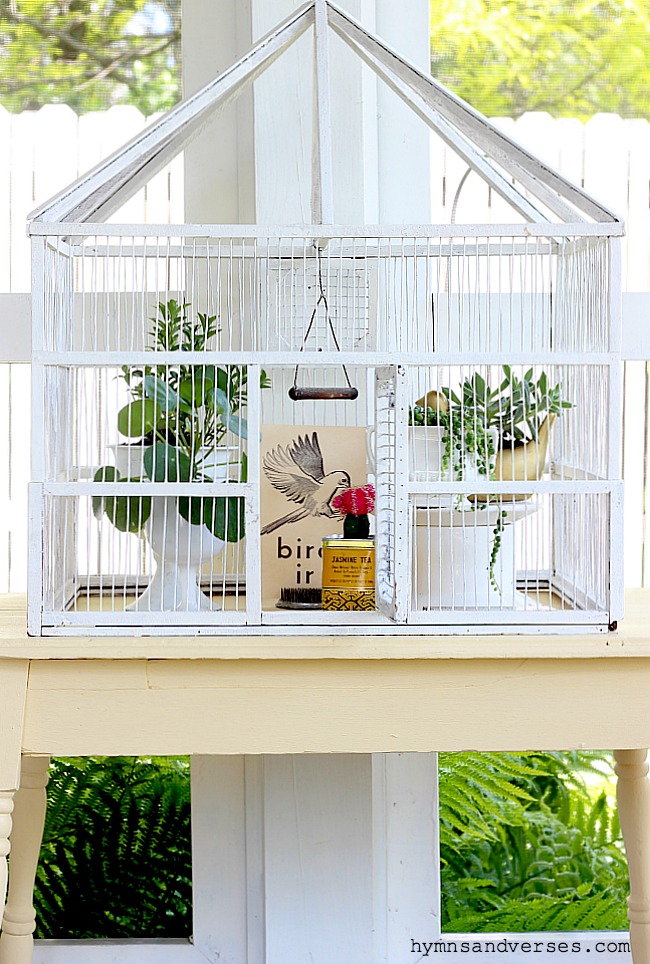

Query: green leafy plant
[447,366,573,444]
[411,368,573,589]
[33,753,627,940]
[93,298,270,543]
[409,398,500,584]
[34,756,192,939]
[440,750,629,933]
[408,403,495,480]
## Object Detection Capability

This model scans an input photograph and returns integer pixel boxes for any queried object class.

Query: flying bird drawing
[261,431,351,535]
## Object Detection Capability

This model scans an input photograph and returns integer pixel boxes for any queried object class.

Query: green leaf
[179,371,214,407]
[92,466,151,533]
[178,496,203,526]
[117,399,158,438]
[222,414,247,440]
[144,374,179,413]
[108,494,152,533]
[472,372,486,395]
[215,367,230,395]
[92,465,117,518]
[203,496,245,542]
[210,387,231,416]
[143,442,191,483]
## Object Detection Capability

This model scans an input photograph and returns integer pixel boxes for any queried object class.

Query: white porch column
[182,0,256,222]
[181,0,431,223]
[191,753,440,963]
[376,0,431,222]
[182,2,435,960]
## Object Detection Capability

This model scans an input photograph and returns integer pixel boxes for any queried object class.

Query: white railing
[0,106,648,592]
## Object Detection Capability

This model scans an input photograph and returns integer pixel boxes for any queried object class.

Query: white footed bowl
[111,444,234,612]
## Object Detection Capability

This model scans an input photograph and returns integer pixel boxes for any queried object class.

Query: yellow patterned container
[322,536,375,611]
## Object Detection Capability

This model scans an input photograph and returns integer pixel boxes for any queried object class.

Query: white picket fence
[0,105,648,591]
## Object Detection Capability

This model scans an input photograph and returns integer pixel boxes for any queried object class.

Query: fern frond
[34,756,192,940]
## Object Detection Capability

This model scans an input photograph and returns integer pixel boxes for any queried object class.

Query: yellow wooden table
[1,591,650,962]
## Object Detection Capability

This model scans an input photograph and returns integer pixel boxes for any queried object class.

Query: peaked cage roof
[28,0,622,228]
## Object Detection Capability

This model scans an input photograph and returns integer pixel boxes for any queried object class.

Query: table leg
[0,755,50,964]
[0,793,13,917]
[614,749,650,964]
[0,658,28,958]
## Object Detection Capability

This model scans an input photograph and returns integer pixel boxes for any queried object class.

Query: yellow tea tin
[321,536,375,611]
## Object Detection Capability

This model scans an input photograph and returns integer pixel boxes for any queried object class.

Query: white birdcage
[27,0,624,635]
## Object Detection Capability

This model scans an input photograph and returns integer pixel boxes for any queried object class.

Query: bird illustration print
[261,431,351,535]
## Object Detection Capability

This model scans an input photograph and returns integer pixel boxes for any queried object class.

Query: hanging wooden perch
[289,249,359,402]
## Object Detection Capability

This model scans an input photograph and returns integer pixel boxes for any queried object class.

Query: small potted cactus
[332,484,375,539]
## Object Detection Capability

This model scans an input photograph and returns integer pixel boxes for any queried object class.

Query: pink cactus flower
[332,484,375,517]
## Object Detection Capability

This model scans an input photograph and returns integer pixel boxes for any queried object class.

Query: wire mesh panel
[29,227,622,634]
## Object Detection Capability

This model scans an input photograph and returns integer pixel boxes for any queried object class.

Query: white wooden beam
[250,0,378,224]
[191,753,440,963]
[311,0,334,223]
[32,942,201,962]
[620,293,650,361]
[182,0,256,223]
[29,2,315,225]
[29,934,633,963]
[375,0,430,223]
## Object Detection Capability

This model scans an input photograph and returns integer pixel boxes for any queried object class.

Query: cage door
[374,366,410,623]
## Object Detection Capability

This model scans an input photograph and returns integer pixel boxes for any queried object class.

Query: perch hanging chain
[288,246,358,401]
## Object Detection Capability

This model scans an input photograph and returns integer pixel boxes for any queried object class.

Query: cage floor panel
[66,586,569,615]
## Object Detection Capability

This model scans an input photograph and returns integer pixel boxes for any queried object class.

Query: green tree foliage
[440,751,630,932]
[430,0,650,120]
[33,756,191,939]
[2,2,648,119]
[0,0,181,113]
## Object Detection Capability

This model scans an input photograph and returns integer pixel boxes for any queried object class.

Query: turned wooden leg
[0,756,50,964]
[0,792,14,918]
[615,749,650,964]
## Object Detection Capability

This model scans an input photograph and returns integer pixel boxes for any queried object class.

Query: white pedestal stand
[413,502,540,610]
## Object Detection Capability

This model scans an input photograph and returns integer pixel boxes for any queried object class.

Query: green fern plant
[33,757,192,939]
[446,891,628,934]
[440,751,629,933]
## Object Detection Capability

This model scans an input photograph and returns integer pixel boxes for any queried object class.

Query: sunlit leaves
[0,0,181,114]
[430,0,650,119]
[34,757,192,939]
[439,750,629,931]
